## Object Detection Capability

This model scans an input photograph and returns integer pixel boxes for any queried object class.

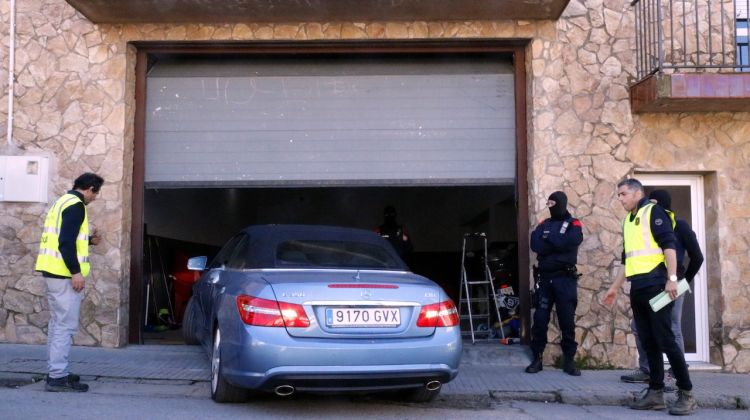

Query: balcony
[630,0,750,113]
[65,0,571,24]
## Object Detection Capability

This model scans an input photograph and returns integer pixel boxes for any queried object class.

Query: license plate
[325,308,401,328]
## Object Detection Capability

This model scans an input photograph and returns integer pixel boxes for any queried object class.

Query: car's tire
[182,297,200,345]
[405,385,441,403]
[210,327,249,403]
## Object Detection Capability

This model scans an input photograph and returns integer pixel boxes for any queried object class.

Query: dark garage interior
[141,185,519,343]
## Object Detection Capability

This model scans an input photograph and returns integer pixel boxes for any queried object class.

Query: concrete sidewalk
[0,342,747,410]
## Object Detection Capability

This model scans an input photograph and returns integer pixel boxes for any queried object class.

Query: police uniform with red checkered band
[526,191,584,376]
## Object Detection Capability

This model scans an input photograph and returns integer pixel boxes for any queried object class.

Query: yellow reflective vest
[665,209,677,230]
[622,203,666,278]
[35,193,90,277]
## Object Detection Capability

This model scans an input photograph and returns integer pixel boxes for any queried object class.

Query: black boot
[525,353,543,373]
[562,356,581,376]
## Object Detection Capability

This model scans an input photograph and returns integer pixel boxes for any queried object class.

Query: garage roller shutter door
[145,55,516,187]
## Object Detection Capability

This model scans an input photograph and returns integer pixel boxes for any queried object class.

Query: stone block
[733,350,750,373]
[94,307,117,326]
[73,328,97,346]
[101,325,120,347]
[231,24,252,39]
[28,310,50,328]
[86,322,102,342]
[723,343,738,364]
[2,289,37,314]
[79,299,97,326]
[0,308,7,328]
[736,330,750,348]
[16,325,47,344]
[341,23,366,39]
[14,276,46,297]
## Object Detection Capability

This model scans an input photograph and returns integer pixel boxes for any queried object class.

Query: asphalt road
[0,377,747,419]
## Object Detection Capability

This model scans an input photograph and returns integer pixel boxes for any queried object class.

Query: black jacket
[376,224,413,258]
[674,218,704,283]
[530,212,583,275]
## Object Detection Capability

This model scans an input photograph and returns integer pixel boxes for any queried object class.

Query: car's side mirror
[187,256,207,271]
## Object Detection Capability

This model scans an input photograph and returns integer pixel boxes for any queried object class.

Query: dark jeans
[530,275,578,358]
[631,285,692,391]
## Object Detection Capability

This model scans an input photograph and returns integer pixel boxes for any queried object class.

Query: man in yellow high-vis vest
[622,190,704,389]
[603,178,696,416]
[35,173,104,393]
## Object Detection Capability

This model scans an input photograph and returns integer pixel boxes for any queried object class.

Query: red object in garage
[172,251,200,324]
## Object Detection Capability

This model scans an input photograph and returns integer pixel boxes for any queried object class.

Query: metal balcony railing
[633,0,750,80]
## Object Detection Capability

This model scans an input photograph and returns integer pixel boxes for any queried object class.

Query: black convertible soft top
[237,224,408,270]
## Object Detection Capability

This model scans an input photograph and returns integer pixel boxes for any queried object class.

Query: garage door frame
[129,40,530,344]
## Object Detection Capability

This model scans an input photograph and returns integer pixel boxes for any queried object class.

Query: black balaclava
[648,189,672,211]
[548,191,568,220]
[383,205,398,227]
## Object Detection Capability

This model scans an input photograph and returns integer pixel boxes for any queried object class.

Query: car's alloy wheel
[210,329,221,395]
[210,327,248,403]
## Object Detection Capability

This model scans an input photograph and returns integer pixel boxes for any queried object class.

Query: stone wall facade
[1,0,748,372]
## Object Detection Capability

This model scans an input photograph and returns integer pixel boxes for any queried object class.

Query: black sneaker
[47,373,80,383]
[46,375,89,392]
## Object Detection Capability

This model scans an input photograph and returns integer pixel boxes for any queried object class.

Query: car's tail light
[236,295,310,328]
[416,300,459,327]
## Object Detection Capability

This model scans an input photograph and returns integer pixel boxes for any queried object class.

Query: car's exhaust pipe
[425,381,442,391]
[274,385,295,397]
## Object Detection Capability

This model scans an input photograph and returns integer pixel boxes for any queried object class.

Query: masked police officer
[375,205,413,260]
[526,191,584,376]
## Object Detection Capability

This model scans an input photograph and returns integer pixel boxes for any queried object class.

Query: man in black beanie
[526,191,584,376]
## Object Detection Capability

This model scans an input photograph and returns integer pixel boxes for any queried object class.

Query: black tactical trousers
[530,275,578,358]
[631,285,692,391]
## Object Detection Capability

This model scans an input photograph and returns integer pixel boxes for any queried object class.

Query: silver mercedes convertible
[182,224,462,403]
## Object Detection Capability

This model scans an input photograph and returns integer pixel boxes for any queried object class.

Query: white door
[638,174,708,363]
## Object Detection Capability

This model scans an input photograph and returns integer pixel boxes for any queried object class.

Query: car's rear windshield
[276,240,402,270]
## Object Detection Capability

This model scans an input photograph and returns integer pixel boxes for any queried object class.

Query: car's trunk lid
[262,269,443,338]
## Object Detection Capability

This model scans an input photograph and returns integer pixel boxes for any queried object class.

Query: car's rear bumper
[219,325,462,392]
[237,366,456,393]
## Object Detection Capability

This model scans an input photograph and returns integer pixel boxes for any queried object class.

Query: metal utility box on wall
[0,156,49,202]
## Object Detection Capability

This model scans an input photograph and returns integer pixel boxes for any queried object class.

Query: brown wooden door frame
[129,48,147,344]
[128,39,531,344]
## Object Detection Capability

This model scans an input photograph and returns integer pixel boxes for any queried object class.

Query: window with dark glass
[209,235,243,269]
[226,235,251,269]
